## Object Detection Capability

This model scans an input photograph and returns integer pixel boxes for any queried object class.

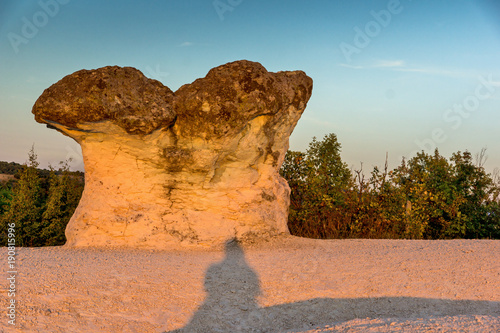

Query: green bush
[281,135,500,240]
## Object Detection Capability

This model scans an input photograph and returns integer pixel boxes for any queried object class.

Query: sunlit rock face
[32,60,313,248]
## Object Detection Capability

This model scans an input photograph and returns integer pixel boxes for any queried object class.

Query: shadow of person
[170,240,500,332]
[172,238,264,332]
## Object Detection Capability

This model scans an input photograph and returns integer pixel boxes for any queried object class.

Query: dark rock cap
[32,61,313,137]
[174,60,313,139]
[32,66,176,135]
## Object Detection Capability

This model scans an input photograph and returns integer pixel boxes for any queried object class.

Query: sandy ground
[1,236,499,332]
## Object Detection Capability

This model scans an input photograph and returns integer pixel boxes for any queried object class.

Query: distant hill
[0,161,25,175]
[0,161,84,180]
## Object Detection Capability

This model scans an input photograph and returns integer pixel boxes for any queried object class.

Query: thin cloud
[375,60,496,79]
[179,41,194,47]
[374,60,406,68]
[338,59,406,70]
[392,66,476,78]
[338,60,497,80]
[338,63,364,69]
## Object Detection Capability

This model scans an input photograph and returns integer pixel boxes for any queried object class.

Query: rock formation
[32,60,313,247]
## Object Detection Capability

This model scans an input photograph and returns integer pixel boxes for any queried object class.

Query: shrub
[281,135,500,240]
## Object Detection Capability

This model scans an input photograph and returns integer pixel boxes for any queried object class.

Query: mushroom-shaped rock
[33,60,313,248]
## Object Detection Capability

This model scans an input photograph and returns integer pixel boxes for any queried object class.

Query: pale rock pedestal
[32,61,312,248]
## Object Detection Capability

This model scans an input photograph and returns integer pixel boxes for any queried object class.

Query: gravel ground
[1,236,499,332]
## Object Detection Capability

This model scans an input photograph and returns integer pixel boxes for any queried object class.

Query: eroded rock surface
[32,60,313,248]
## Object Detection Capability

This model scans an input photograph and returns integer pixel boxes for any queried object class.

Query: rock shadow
[170,240,500,332]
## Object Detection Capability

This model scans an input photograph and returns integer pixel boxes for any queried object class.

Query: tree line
[0,161,26,176]
[0,147,84,246]
[280,134,500,239]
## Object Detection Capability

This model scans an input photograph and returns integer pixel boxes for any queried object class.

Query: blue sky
[1,0,500,174]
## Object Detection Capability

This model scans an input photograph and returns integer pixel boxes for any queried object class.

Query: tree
[0,183,13,215]
[452,151,500,238]
[391,150,467,239]
[352,157,407,238]
[281,134,354,238]
[1,146,44,246]
[281,150,308,232]
[40,161,84,246]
